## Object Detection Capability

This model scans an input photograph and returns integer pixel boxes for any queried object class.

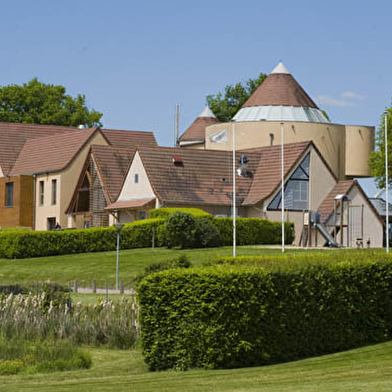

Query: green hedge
[213,217,294,245]
[0,218,164,259]
[149,208,212,219]
[139,256,392,370]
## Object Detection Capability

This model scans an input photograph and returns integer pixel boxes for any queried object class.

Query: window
[51,179,57,205]
[268,153,310,211]
[5,182,13,207]
[39,181,44,206]
[138,211,147,220]
[134,174,139,184]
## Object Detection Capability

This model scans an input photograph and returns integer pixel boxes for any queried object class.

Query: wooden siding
[0,175,34,228]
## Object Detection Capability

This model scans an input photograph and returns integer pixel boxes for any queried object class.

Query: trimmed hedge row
[149,208,212,219]
[214,217,295,245]
[139,256,392,370]
[0,218,164,259]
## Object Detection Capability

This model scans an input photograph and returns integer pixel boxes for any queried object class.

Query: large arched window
[267,153,310,211]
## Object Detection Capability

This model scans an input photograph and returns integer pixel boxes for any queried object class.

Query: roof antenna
[174,104,179,147]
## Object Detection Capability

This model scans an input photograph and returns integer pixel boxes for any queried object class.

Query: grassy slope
[0,246,320,288]
[0,342,392,392]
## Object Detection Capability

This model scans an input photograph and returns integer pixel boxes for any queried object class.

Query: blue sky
[0,0,391,195]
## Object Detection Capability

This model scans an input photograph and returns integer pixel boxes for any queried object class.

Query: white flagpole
[281,122,285,253]
[232,121,236,257]
[386,114,389,253]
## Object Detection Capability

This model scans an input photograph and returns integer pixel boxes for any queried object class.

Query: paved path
[75,287,135,295]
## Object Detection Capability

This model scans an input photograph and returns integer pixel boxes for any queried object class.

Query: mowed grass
[0,341,391,392]
[0,246,328,289]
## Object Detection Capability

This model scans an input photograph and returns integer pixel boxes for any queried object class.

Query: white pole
[116,230,120,290]
[386,114,389,253]
[232,121,236,258]
[281,122,285,253]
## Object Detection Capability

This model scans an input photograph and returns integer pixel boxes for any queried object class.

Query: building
[0,123,156,230]
[0,62,385,247]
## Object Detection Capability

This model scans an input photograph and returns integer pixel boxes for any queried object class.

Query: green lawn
[0,341,391,392]
[0,246,325,289]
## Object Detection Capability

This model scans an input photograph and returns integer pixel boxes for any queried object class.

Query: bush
[0,218,164,259]
[135,255,192,284]
[139,256,392,370]
[194,218,221,248]
[165,212,197,249]
[149,208,212,219]
[213,217,294,245]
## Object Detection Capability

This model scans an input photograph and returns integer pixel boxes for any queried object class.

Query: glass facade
[268,153,310,211]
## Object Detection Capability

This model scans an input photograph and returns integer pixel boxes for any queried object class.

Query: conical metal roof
[179,107,219,142]
[233,62,329,123]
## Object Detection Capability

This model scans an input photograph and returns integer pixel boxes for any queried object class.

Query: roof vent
[77,124,86,130]
[172,156,183,166]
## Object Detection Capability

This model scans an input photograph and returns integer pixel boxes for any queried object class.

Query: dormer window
[134,174,139,184]
[172,156,183,166]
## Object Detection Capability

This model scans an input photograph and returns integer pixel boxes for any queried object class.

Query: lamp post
[115,222,124,290]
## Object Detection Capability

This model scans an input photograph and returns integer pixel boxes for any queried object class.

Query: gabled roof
[317,180,384,227]
[10,127,105,175]
[0,122,78,175]
[102,129,157,148]
[242,141,311,205]
[138,147,261,206]
[179,107,219,142]
[317,180,355,223]
[91,145,136,203]
[242,62,318,109]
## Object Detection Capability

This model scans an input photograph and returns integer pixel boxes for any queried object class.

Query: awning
[105,198,155,211]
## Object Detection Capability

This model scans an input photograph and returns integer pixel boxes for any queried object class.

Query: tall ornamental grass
[0,292,139,349]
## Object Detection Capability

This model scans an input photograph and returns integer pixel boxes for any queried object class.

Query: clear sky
[0,0,391,195]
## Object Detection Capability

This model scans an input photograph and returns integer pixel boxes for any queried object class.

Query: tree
[369,104,392,189]
[206,73,267,122]
[0,78,103,127]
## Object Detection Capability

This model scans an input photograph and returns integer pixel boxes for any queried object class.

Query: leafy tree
[0,78,102,127]
[206,73,267,122]
[369,104,392,189]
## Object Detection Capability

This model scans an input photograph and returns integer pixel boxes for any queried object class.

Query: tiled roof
[138,147,262,206]
[179,116,220,142]
[91,145,136,203]
[105,198,155,210]
[242,73,318,109]
[0,122,78,175]
[10,128,101,175]
[317,180,355,223]
[102,129,157,148]
[242,142,311,205]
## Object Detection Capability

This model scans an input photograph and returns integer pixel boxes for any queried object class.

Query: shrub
[213,217,294,245]
[0,218,164,259]
[135,255,192,284]
[139,256,392,370]
[149,208,212,219]
[194,218,221,248]
[165,212,197,249]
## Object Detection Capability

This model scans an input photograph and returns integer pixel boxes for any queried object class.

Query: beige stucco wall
[118,151,155,201]
[345,125,374,177]
[205,121,373,180]
[35,131,109,230]
[347,186,383,247]
[309,147,336,210]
